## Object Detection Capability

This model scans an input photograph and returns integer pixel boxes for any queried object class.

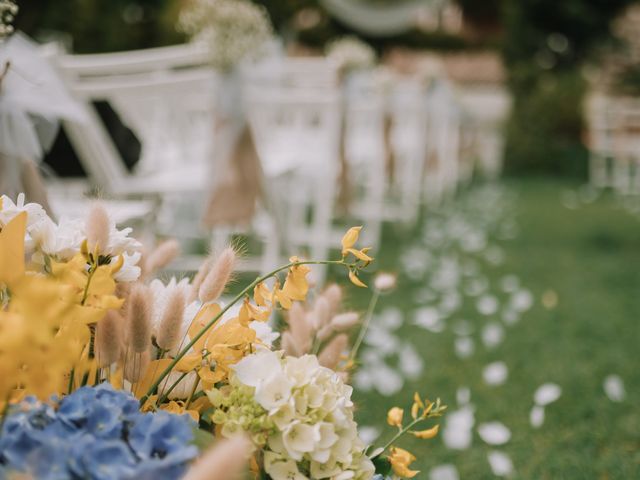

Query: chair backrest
[50,45,217,192]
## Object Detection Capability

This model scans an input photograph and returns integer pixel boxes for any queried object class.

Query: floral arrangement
[326,36,377,74]
[178,0,273,71]
[0,193,445,479]
[0,0,17,40]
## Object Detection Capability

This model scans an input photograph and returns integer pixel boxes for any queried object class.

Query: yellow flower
[410,424,439,439]
[388,447,419,478]
[348,270,367,288]
[0,212,26,287]
[341,226,362,255]
[387,407,404,427]
[343,248,374,263]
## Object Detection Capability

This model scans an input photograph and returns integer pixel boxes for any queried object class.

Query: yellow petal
[0,212,26,285]
[387,407,404,427]
[345,248,374,262]
[348,270,367,288]
[410,424,439,439]
[175,353,202,372]
[341,226,362,254]
[411,402,420,420]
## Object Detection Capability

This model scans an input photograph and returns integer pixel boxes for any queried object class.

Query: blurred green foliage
[501,0,637,177]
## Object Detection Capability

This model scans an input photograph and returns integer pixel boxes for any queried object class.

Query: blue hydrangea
[0,384,198,480]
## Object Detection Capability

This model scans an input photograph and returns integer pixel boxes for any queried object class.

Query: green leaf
[192,427,216,451]
[372,455,392,476]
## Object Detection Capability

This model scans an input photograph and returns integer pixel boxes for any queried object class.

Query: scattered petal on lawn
[398,343,424,380]
[358,426,381,444]
[478,422,511,446]
[603,375,626,402]
[477,295,499,316]
[452,320,474,336]
[353,369,374,392]
[529,405,545,428]
[534,383,562,406]
[414,307,444,332]
[440,291,462,316]
[500,275,520,293]
[378,307,403,330]
[511,289,534,312]
[483,361,508,386]
[456,387,471,406]
[373,364,403,396]
[485,246,505,265]
[487,450,514,477]
[442,406,475,450]
[502,309,520,326]
[429,464,460,480]
[454,336,475,359]
[481,322,505,349]
[464,277,488,297]
[413,287,437,303]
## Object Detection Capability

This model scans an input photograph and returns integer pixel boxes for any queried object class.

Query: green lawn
[341,179,640,479]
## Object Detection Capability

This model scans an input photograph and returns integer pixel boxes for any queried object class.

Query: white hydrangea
[209,350,375,480]
[326,36,376,73]
[0,194,142,281]
[0,0,17,40]
[178,0,273,71]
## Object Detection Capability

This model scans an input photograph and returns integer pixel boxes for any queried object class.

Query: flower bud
[330,312,360,331]
[95,310,123,368]
[155,288,186,351]
[85,203,110,254]
[374,272,397,292]
[318,333,348,370]
[198,247,236,304]
[126,284,152,353]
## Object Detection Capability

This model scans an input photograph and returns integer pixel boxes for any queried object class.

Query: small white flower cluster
[209,349,375,480]
[326,36,376,73]
[178,0,273,71]
[0,194,142,281]
[0,0,17,40]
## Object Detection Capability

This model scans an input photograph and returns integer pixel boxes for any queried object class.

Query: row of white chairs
[42,41,489,280]
[587,93,640,194]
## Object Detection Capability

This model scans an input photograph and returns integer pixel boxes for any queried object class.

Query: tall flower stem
[349,289,380,362]
[377,417,424,456]
[139,259,345,406]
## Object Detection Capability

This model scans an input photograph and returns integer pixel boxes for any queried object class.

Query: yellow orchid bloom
[0,212,26,286]
[387,407,404,428]
[388,447,420,478]
[344,248,374,263]
[341,226,362,255]
[410,424,440,439]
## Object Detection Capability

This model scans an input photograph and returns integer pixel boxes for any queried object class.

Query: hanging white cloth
[0,32,86,161]
[318,0,435,37]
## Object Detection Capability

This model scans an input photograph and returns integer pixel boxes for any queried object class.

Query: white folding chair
[244,59,342,282]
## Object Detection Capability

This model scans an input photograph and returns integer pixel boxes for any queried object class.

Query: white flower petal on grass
[233,349,282,387]
[603,375,626,402]
[534,383,562,406]
[477,295,499,316]
[378,308,403,330]
[456,387,471,406]
[500,275,520,293]
[452,320,474,336]
[398,343,424,380]
[454,337,475,359]
[511,289,534,312]
[414,307,442,331]
[429,464,460,480]
[487,450,514,477]
[358,426,381,445]
[483,361,508,386]
[442,406,475,450]
[502,309,520,326]
[481,322,505,349]
[529,405,545,428]
[478,422,511,445]
[373,364,403,396]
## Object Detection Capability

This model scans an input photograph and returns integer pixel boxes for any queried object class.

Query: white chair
[387,78,429,222]
[342,70,386,249]
[244,59,342,281]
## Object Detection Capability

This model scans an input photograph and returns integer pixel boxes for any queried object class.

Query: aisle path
[351,180,640,479]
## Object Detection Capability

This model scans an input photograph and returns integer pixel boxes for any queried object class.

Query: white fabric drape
[319,0,435,36]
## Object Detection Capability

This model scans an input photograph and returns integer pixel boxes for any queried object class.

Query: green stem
[349,290,380,362]
[377,417,424,455]
[139,259,344,406]
[80,265,97,306]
